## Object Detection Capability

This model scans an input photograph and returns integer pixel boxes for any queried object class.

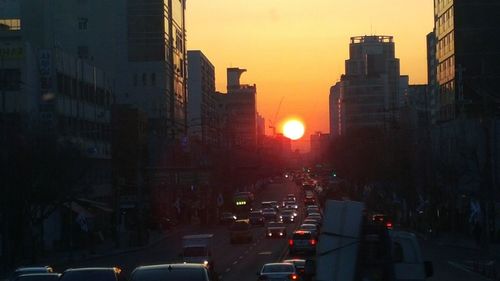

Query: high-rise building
[329,83,341,138]
[426,31,438,124]
[224,67,257,149]
[434,0,500,121]
[310,132,330,163]
[187,50,217,146]
[331,35,403,135]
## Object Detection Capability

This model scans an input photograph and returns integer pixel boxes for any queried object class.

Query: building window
[78,17,88,30]
[142,73,147,86]
[77,45,89,59]
[0,19,21,30]
[151,73,156,86]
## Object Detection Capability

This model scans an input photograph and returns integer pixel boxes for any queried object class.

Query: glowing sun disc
[283,120,305,140]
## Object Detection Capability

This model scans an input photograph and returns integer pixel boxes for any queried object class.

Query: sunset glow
[283,120,305,141]
[187,1,434,150]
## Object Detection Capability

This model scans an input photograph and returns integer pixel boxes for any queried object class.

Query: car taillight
[290,274,298,280]
[310,239,316,245]
[386,222,393,229]
[289,239,294,246]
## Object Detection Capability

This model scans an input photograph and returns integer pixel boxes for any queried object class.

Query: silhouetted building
[310,132,330,163]
[187,50,217,146]
[224,68,257,149]
[329,83,341,139]
[332,36,404,135]
[426,31,438,124]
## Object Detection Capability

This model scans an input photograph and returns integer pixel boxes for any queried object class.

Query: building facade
[332,36,403,135]
[187,50,217,146]
[224,67,257,150]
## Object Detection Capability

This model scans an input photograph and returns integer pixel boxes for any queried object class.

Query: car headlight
[268,232,272,236]
[279,232,283,236]
[203,261,209,267]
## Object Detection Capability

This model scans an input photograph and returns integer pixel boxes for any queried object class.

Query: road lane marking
[233,261,238,265]
[225,268,231,272]
[447,261,491,280]
[258,251,272,255]
[239,256,243,259]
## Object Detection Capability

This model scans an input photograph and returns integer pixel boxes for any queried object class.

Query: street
[52,180,302,281]
[421,237,498,281]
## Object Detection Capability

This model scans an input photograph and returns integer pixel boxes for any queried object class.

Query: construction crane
[268,96,284,136]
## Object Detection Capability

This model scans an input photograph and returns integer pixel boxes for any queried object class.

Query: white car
[258,263,299,281]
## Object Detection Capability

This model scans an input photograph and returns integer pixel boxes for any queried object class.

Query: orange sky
[186,1,434,151]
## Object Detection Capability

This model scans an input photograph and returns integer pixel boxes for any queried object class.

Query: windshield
[183,247,206,257]
[262,265,294,273]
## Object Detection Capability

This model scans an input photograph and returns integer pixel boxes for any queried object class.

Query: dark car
[262,208,278,221]
[280,210,296,223]
[230,219,252,243]
[60,267,125,281]
[372,213,393,229]
[289,230,317,255]
[131,264,211,281]
[266,221,287,238]
[219,212,237,225]
[249,210,265,225]
[283,259,306,276]
[13,273,61,281]
[9,267,54,281]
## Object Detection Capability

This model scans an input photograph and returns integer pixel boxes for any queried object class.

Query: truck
[309,200,433,281]
[181,234,215,273]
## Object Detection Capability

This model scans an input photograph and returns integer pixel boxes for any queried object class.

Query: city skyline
[187,0,434,145]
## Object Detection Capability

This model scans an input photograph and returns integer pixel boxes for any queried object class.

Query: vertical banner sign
[39,49,52,100]
[38,49,55,132]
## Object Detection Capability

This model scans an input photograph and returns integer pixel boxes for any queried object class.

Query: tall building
[329,83,341,138]
[331,35,403,135]
[310,132,330,163]
[187,50,217,146]
[5,0,187,142]
[224,67,257,149]
[434,0,500,121]
[426,31,438,124]
[256,113,266,144]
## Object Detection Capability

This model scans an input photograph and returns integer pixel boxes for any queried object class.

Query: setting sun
[283,120,305,140]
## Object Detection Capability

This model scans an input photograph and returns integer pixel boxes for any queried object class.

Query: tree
[1,133,87,266]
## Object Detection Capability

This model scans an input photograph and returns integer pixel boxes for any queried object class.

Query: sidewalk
[415,230,500,280]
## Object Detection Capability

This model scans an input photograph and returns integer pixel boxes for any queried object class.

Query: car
[372,213,393,229]
[258,263,298,281]
[219,212,237,225]
[12,273,61,281]
[60,267,125,281]
[269,201,280,211]
[280,210,296,223]
[303,218,321,228]
[305,207,321,216]
[234,191,254,202]
[306,215,322,226]
[298,223,319,237]
[230,219,252,243]
[9,267,54,281]
[286,194,296,201]
[304,197,316,206]
[262,209,278,221]
[131,264,211,281]
[266,221,287,238]
[249,210,265,225]
[283,259,306,276]
[289,230,317,255]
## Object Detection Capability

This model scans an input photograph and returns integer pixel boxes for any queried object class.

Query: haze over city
[188,0,434,147]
